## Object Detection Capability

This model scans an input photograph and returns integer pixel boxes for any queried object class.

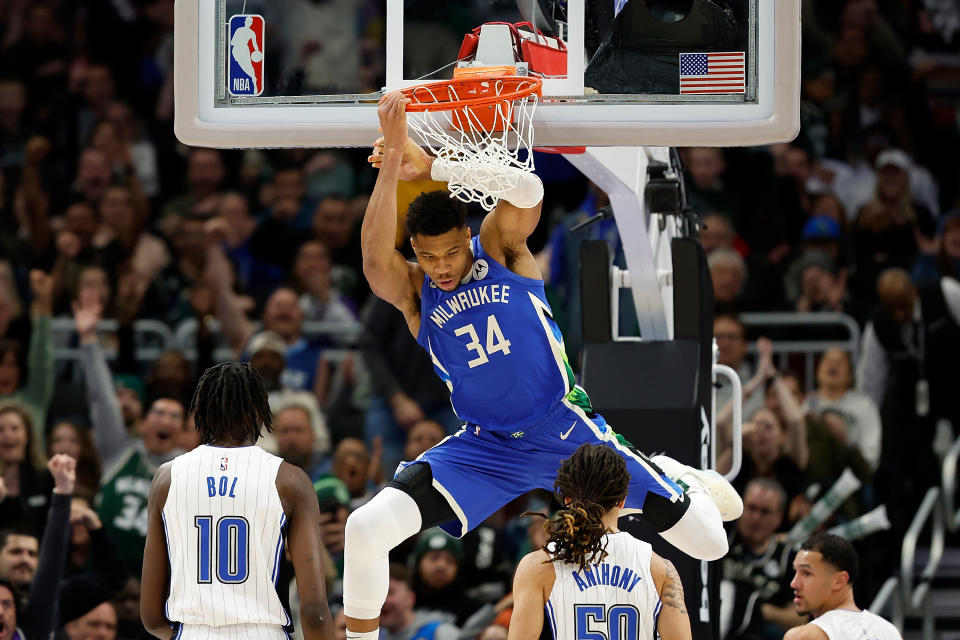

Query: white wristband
[431,157,543,208]
[503,171,544,209]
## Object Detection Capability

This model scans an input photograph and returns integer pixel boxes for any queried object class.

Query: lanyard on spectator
[906,317,930,417]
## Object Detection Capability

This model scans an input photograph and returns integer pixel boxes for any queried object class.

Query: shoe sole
[652,455,744,522]
[694,469,743,521]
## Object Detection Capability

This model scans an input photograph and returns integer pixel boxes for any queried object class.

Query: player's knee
[686,493,729,560]
[698,528,729,561]
[344,495,413,553]
[344,503,380,549]
[641,492,689,532]
[657,492,729,561]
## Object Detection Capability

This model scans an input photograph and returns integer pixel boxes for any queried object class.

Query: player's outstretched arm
[507,550,553,640]
[141,462,173,639]
[650,553,692,640]
[277,462,334,640]
[361,93,422,326]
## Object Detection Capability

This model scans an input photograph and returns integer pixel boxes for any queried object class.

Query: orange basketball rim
[400,70,542,133]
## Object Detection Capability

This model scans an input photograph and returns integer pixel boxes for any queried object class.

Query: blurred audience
[721,478,804,640]
[0,0,955,625]
[804,348,882,473]
[381,563,458,640]
[714,314,765,421]
[710,247,749,312]
[857,267,960,535]
[727,407,809,525]
[270,395,331,481]
[361,297,460,476]
[64,601,117,640]
[410,529,481,627]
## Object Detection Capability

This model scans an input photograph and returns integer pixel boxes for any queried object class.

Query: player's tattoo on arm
[662,560,688,615]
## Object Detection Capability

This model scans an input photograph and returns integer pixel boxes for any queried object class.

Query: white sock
[431,157,544,208]
[346,631,380,640]
[343,487,422,620]
[650,454,703,494]
[658,490,727,561]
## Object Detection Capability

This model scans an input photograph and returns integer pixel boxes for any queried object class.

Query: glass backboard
[175,0,799,148]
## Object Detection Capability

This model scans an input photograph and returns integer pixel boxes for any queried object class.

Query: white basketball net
[405,78,539,212]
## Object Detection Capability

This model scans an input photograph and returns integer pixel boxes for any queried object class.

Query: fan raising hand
[72,286,104,343]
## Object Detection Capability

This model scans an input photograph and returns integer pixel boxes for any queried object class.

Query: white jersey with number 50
[545,532,661,640]
[162,445,289,626]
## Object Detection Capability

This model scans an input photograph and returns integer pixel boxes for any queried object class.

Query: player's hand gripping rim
[368,136,434,182]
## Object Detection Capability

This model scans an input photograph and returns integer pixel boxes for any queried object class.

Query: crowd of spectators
[0,1,959,639]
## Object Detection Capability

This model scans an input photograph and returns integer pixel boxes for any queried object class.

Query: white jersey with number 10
[545,532,662,640]
[162,445,290,627]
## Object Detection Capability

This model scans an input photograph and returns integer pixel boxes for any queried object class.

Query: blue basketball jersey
[416,236,576,432]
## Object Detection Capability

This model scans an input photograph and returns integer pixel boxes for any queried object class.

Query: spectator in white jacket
[804,348,882,472]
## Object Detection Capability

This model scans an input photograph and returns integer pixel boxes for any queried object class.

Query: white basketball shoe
[651,454,744,521]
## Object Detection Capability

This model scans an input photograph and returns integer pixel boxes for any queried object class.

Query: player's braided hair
[190,362,273,445]
[537,443,629,571]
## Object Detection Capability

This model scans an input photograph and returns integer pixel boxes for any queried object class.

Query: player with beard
[786,534,901,640]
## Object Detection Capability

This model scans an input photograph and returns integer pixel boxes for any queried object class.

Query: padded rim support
[580,240,613,343]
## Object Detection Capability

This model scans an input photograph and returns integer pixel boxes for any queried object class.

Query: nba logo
[220,457,228,471]
[228,14,264,97]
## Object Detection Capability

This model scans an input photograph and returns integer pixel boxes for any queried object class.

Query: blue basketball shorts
[396,397,684,538]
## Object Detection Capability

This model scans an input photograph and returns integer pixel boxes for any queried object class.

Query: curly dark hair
[0,402,45,472]
[0,577,20,619]
[0,339,26,390]
[189,362,273,445]
[406,190,467,237]
[801,533,859,586]
[46,419,102,496]
[538,443,629,571]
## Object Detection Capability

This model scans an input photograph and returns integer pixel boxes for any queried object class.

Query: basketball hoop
[401,70,542,211]
[533,146,587,155]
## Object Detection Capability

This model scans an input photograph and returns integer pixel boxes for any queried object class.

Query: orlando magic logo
[228,14,264,97]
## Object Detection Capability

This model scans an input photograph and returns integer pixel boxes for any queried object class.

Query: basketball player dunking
[141,363,333,640]
[343,92,742,640]
[510,444,691,640]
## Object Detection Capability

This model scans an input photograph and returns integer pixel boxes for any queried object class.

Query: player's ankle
[346,630,380,640]
[650,454,702,494]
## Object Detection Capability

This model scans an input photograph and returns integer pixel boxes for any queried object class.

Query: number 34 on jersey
[454,314,511,368]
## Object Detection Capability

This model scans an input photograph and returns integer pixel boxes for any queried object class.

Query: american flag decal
[679,52,745,94]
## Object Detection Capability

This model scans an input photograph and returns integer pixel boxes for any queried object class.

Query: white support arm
[713,364,742,481]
